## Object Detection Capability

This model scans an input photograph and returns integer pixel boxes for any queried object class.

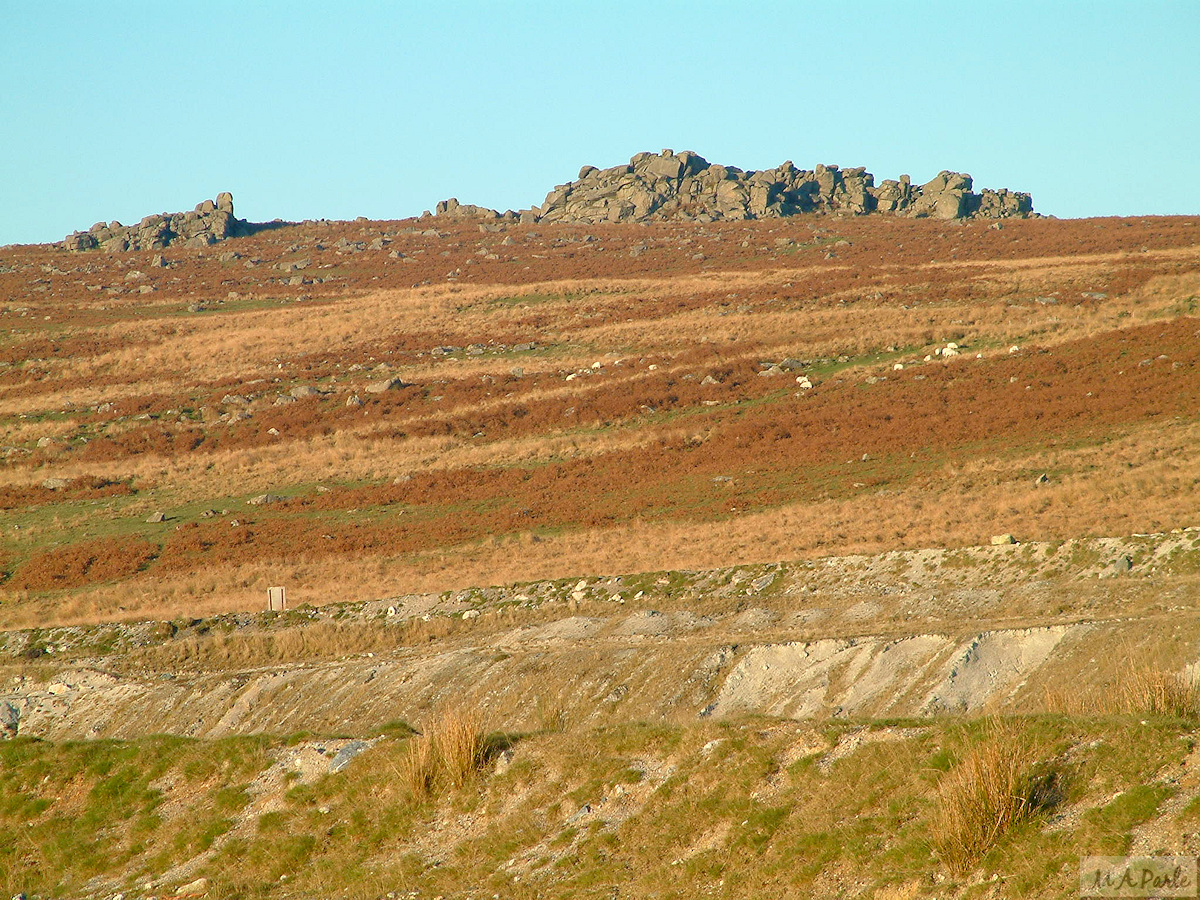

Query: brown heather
[1,213,1199,626]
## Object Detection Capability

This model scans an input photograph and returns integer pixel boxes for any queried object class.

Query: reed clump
[402,707,489,800]
[930,722,1062,874]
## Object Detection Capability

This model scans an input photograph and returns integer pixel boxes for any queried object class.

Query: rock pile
[438,150,1033,225]
[60,192,244,252]
[434,197,513,221]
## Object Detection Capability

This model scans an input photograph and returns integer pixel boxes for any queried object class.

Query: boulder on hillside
[434,197,518,222]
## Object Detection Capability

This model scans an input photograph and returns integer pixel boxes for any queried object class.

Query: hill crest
[437,148,1034,224]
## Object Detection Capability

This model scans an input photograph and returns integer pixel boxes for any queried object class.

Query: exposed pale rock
[60,194,245,252]
[438,151,1032,225]
[247,494,286,506]
[364,376,411,394]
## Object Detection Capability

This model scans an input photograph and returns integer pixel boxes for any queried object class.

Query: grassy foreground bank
[1,708,1196,900]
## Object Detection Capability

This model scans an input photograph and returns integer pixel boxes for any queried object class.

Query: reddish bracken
[1,211,1198,623]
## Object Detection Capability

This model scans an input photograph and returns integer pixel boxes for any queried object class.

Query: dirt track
[4,531,1198,740]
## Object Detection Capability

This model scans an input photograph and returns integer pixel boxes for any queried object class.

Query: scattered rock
[146,511,166,523]
[0,700,18,738]
[1112,556,1133,574]
[328,740,370,774]
[434,197,511,221]
[247,494,286,506]
[749,573,776,593]
[990,534,1017,546]
[41,477,68,490]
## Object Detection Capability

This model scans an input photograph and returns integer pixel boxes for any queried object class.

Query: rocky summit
[59,191,244,252]
[436,149,1034,225]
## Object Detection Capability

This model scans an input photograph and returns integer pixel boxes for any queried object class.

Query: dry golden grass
[930,722,1056,874]
[402,730,439,801]
[401,707,488,799]
[4,215,1199,627]
[871,882,924,900]
[129,618,464,671]
[6,411,1198,630]
[1120,667,1200,718]
[7,249,1188,414]
[434,706,487,789]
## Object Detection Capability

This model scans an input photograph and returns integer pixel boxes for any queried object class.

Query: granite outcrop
[437,150,1033,225]
[60,192,244,252]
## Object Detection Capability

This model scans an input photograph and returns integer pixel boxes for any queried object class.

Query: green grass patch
[0,710,1191,899]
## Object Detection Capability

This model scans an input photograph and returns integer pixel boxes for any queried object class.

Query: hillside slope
[2,213,1199,626]
[2,205,1200,899]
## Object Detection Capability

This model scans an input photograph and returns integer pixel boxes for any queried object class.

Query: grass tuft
[1120,666,1200,718]
[434,706,486,789]
[402,731,440,801]
[930,722,1061,875]
[402,706,490,800]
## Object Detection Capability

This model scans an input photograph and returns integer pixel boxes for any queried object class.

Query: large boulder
[434,197,506,220]
[911,171,973,219]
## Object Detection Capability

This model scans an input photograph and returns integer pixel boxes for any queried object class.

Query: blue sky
[3,1,1198,245]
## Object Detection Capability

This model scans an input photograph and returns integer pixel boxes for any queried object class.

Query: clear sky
[3,1,1198,245]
